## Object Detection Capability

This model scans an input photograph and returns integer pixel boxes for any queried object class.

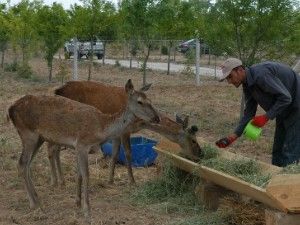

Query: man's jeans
[272,118,300,167]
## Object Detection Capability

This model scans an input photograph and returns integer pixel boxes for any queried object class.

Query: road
[100,58,222,78]
[60,54,223,78]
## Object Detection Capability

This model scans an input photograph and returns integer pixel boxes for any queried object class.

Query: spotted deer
[51,80,202,185]
[8,79,160,218]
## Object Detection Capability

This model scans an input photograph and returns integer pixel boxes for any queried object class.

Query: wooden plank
[155,147,286,213]
[266,174,300,213]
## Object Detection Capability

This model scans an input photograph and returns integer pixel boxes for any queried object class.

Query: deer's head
[176,114,203,160]
[125,79,160,123]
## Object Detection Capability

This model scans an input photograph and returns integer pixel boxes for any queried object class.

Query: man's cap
[219,58,243,81]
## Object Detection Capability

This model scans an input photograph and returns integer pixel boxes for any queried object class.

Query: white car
[64,39,104,59]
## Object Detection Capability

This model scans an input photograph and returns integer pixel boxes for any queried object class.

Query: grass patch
[281,163,300,174]
[129,161,202,214]
[199,145,271,188]
[128,160,235,224]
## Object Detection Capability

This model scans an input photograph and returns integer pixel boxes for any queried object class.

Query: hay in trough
[199,145,271,188]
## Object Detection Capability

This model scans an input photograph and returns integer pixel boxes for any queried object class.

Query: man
[215,58,300,167]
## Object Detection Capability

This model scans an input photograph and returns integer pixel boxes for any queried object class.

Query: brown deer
[51,80,202,185]
[8,79,160,218]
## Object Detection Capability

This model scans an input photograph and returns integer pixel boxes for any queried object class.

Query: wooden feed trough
[154,138,300,214]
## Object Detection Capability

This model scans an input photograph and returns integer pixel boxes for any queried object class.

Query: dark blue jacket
[235,61,300,136]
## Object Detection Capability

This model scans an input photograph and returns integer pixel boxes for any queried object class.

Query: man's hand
[251,115,269,127]
[215,135,237,148]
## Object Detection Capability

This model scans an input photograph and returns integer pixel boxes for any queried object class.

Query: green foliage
[128,40,139,56]
[69,0,117,41]
[181,65,194,77]
[0,5,9,53]
[185,49,196,64]
[36,3,69,81]
[7,0,41,65]
[154,0,206,40]
[4,62,18,72]
[56,60,69,84]
[17,63,33,79]
[202,0,299,65]
[114,60,121,67]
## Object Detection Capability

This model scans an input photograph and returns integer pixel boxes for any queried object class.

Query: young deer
[8,79,159,218]
[51,81,202,185]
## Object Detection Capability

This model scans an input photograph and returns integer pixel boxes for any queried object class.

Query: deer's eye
[138,101,143,105]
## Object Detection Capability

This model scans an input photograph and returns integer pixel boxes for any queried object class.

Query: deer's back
[55,81,127,114]
[9,95,105,144]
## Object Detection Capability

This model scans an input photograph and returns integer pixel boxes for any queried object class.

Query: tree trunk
[1,50,4,68]
[48,61,53,82]
[143,44,151,86]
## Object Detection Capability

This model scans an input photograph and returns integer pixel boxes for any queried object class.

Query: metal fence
[0,39,229,83]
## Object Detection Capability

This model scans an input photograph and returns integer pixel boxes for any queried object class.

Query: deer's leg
[18,132,44,209]
[54,146,65,187]
[121,133,135,185]
[76,145,90,218]
[108,138,121,184]
[47,142,58,187]
[76,158,82,208]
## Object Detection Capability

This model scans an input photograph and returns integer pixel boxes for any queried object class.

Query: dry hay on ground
[219,196,265,225]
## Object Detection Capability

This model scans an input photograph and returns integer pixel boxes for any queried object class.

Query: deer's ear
[182,115,189,129]
[175,113,184,124]
[140,83,152,92]
[175,113,189,129]
[125,79,134,94]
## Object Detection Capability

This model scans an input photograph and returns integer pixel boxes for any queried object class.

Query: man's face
[226,67,244,88]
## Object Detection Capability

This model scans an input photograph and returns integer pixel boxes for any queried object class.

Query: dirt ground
[0,57,274,225]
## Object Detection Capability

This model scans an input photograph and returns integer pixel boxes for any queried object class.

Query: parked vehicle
[64,38,104,59]
[177,39,210,54]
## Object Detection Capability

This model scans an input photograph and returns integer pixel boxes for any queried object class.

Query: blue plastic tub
[101,136,158,167]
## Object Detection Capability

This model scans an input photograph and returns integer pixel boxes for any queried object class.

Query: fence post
[72,37,78,80]
[195,38,200,85]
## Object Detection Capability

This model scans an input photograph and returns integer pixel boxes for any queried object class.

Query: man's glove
[251,115,269,127]
[215,136,237,148]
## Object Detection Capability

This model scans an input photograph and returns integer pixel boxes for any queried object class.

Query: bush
[17,64,33,79]
[130,46,138,56]
[4,62,18,72]
[114,60,121,67]
[64,52,70,59]
[161,45,169,55]
[185,49,196,64]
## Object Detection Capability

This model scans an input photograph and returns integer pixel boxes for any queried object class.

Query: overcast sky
[7,0,118,9]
